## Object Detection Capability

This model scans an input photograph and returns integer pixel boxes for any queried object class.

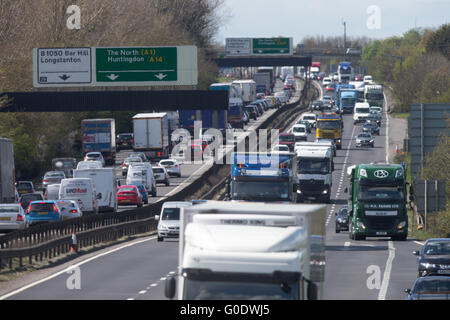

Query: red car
[117,185,143,207]
[326,84,335,92]
[278,133,296,152]
[353,74,364,81]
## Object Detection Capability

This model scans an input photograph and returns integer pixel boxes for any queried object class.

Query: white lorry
[73,168,117,212]
[164,201,326,300]
[294,144,334,203]
[0,138,16,203]
[132,113,170,161]
[232,80,256,104]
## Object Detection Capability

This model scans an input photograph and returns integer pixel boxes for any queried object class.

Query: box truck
[132,113,170,162]
[164,201,326,300]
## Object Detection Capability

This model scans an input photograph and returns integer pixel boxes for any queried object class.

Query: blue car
[133,184,148,205]
[26,200,62,225]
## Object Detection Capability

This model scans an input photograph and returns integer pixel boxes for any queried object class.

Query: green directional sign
[252,38,292,55]
[96,47,178,83]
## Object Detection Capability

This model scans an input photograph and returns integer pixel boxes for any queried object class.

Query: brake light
[16,214,24,222]
[53,204,59,213]
[70,209,77,213]
[26,206,31,214]
[43,179,48,183]
[175,165,178,167]
[158,152,162,157]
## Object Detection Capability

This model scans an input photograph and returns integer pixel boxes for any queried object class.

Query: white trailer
[232,80,256,104]
[0,138,16,203]
[165,201,326,300]
[132,113,170,161]
[73,168,117,212]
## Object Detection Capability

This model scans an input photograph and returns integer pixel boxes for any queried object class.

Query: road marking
[378,241,395,300]
[150,283,158,287]
[127,298,135,300]
[344,242,351,247]
[139,290,147,294]
[160,277,166,281]
[0,235,157,300]
[413,241,424,246]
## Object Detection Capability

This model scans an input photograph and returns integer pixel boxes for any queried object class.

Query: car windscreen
[45,172,64,178]
[302,116,316,121]
[162,208,180,220]
[424,242,450,255]
[153,168,164,173]
[414,278,450,294]
[160,161,175,166]
[356,108,370,113]
[21,194,43,202]
[30,203,54,211]
[0,206,20,213]
[118,187,136,193]
[279,135,295,142]
[357,185,405,202]
[87,154,100,158]
[17,183,32,191]
[56,201,75,208]
[293,127,305,133]
[317,121,340,130]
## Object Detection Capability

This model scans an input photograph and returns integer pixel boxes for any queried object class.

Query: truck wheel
[336,228,340,234]
[165,179,170,186]
[152,189,157,197]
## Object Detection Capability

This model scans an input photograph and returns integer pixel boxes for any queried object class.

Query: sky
[215,0,450,44]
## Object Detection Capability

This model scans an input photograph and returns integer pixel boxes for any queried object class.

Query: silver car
[122,157,143,176]
[42,171,66,192]
[152,166,170,186]
[355,132,374,148]
[0,204,28,232]
[158,159,181,177]
[55,200,83,220]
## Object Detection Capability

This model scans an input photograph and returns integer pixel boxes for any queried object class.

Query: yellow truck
[316,113,343,150]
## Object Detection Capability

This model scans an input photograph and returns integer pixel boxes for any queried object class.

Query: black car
[311,100,324,111]
[335,206,349,233]
[367,113,382,126]
[19,193,44,211]
[405,276,450,300]
[116,133,133,151]
[245,106,258,120]
[413,238,450,277]
[362,121,380,135]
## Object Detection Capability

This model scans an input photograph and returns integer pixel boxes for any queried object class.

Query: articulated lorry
[232,80,256,104]
[81,119,116,166]
[164,201,326,300]
[132,113,170,161]
[0,138,16,203]
[338,61,352,83]
[294,143,334,203]
[253,72,272,94]
[228,152,297,203]
[346,163,408,241]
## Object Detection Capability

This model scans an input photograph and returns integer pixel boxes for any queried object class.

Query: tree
[425,23,450,60]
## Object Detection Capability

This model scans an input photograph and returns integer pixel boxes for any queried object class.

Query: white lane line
[378,241,395,300]
[150,283,158,287]
[127,298,135,301]
[160,277,166,281]
[139,290,147,294]
[413,241,424,246]
[344,242,351,247]
[0,236,157,300]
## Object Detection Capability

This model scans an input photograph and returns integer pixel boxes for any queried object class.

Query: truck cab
[364,84,384,107]
[316,113,343,150]
[346,164,408,241]
[164,201,327,300]
[295,145,333,203]
[339,89,358,114]
[229,152,297,203]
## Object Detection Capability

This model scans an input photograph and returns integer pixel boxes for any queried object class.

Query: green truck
[345,163,408,241]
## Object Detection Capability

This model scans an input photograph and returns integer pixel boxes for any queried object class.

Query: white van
[301,113,317,128]
[59,178,99,215]
[73,168,117,213]
[45,184,61,200]
[126,164,157,197]
[77,161,102,170]
[353,102,371,124]
[155,202,192,241]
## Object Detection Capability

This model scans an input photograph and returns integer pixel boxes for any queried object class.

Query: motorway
[0,80,423,300]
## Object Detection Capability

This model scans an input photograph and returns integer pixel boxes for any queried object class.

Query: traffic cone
[70,227,78,253]
[395,144,399,154]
